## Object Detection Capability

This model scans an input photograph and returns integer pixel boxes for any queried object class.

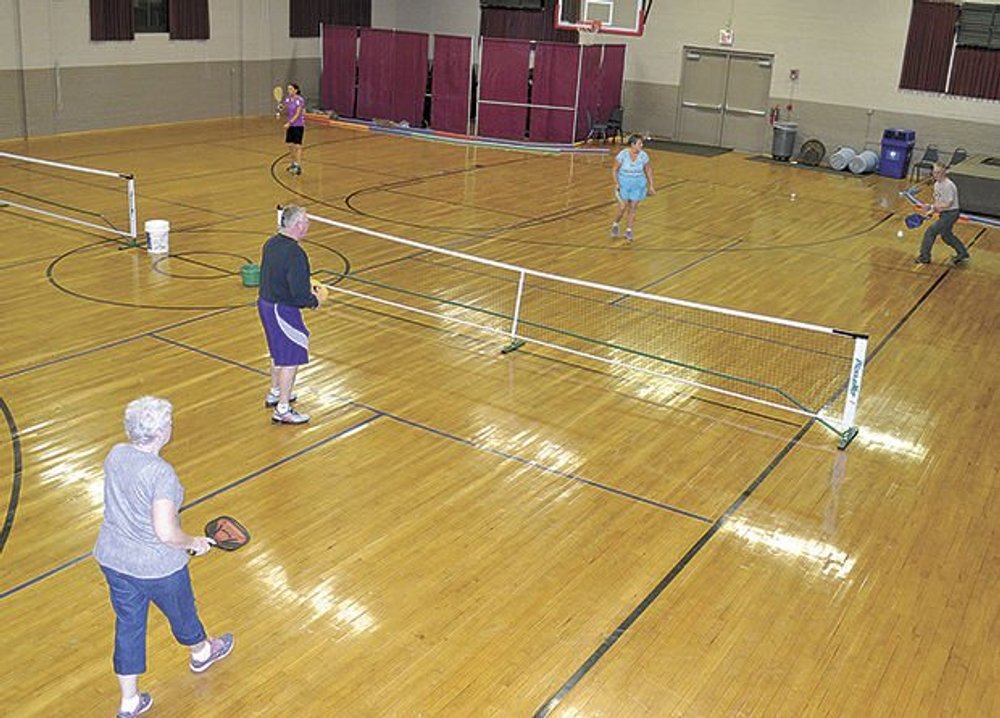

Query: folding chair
[909,144,939,182]
[606,106,624,144]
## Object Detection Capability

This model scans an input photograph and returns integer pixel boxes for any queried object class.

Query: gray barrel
[829,147,856,171]
[771,122,798,161]
[849,149,879,174]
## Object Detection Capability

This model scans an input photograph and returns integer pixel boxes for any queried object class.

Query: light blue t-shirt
[616,149,650,180]
[93,443,188,578]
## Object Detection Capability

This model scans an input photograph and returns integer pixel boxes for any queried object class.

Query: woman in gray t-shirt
[94,397,234,718]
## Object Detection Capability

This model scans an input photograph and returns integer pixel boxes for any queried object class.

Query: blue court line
[0,412,383,601]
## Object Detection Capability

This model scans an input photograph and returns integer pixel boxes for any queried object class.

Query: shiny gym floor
[0,118,996,716]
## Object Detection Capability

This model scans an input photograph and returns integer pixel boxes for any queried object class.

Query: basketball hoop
[582,19,603,34]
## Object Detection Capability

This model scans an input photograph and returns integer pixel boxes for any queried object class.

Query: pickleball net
[0,151,137,239]
[305,212,869,448]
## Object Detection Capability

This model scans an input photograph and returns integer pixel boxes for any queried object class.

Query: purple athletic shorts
[258,298,309,366]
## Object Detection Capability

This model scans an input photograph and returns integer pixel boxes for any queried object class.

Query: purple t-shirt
[286,95,305,127]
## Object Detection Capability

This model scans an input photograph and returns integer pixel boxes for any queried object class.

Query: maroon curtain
[391,32,429,126]
[291,0,370,38]
[169,0,209,40]
[90,0,133,41]
[477,39,531,140]
[480,6,577,43]
[575,45,602,140]
[322,25,358,116]
[356,28,395,119]
[529,42,580,142]
[948,47,1000,99]
[899,1,960,92]
[431,35,473,134]
[597,44,626,124]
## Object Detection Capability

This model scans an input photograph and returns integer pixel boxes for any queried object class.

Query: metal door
[676,48,728,146]
[721,54,772,152]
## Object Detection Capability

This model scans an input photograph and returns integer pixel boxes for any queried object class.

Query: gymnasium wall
[2,0,998,151]
[601,0,1000,153]
[0,0,322,138]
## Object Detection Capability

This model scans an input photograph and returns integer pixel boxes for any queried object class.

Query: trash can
[771,122,798,161]
[879,128,915,179]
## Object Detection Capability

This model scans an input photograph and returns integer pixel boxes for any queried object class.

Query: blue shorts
[618,176,647,202]
[258,298,310,367]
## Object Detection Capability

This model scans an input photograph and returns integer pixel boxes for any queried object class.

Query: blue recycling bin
[879,128,916,179]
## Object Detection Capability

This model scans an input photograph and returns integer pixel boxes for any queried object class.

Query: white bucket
[144,219,170,254]
[829,147,856,172]
[849,149,879,175]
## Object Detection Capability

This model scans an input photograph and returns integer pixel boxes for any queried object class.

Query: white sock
[276,402,290,414]
[121,694,140,712]
[268,386,279,396]
[192,642,211,661]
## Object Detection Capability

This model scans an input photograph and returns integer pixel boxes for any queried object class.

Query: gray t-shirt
[93,443,188,578]
[934,177,959,211]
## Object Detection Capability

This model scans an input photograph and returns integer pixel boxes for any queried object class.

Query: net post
[126,177,137,239]
[838,335,868,449]
[501,270,527,354]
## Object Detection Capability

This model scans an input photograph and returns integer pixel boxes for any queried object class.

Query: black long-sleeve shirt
[258,233,318,309]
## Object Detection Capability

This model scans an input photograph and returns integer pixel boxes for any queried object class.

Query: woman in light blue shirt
[612,134,656,242]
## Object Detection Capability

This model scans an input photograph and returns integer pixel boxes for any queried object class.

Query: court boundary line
[0,398,23,555]
[149,334,714,523]
[0,413,384,600]
[531,249,968,716]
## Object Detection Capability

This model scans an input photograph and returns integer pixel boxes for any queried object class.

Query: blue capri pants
[101,564,207,675]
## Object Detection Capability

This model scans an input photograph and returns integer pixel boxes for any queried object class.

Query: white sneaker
[272,408,310,424]
[611,222,620,238]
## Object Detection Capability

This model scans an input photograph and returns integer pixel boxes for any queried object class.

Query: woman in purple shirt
[283,83,306,175]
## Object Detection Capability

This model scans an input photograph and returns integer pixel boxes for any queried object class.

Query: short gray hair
[123,396,173,444]
[280,205,307,229]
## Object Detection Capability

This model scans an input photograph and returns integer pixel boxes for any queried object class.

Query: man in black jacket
[257,205,323,424]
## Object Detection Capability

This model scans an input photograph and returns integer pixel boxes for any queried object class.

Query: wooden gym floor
[0,118,996,716]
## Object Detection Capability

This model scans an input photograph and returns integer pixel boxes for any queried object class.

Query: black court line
[383,412,712,523]
[149,333,711,524]
[0,398,23,556]
[531,243,972,716]
[0,413,384,601]
[609,239,744,306]
[0,306,241,381]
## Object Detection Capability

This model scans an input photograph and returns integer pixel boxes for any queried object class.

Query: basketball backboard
[554,0,647,37]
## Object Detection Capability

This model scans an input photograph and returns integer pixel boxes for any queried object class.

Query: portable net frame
[306,213,869,448]
[0,151,137,239]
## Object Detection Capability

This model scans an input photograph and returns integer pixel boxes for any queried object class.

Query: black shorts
[285,126,304,145]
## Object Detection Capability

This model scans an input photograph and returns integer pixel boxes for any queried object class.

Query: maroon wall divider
[576,45,602,141]
[357,28,394,120]
[477,38,531,140]
[322,25,358,117]
[431,35,473,134]
[391,32,429,125]
[529,42,580,143]
[598,45,627,128]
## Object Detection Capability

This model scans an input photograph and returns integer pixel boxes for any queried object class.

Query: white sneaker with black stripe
[272,407,310,424]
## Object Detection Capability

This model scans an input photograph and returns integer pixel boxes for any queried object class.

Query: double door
[675,47,773,151]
